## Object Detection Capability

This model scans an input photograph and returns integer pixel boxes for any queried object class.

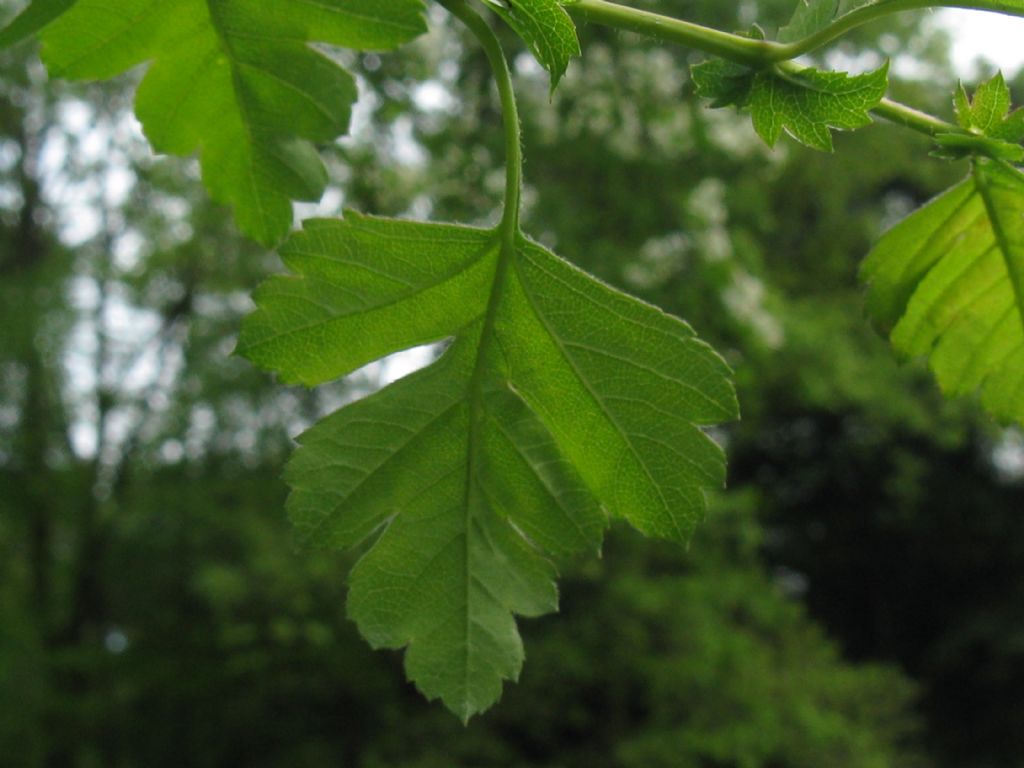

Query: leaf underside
[691,59,888,152]
[750,64,888,151]
[239,213,737,718]
[862,160,1024,424]
[31,0,426,245]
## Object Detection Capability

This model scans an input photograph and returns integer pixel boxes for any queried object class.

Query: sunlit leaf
[37,0,426,244]
[239,212,737,718]
[862,160,1024,424]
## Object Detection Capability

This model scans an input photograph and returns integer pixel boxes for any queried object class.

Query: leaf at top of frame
[35,0,427,245]
[0,0,75,48]
[481,0,580,92]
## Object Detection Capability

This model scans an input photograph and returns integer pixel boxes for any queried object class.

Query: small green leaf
[777,0,839,43]
[861,160,1024,425]
[690,59,754,108]
[38,0,427,244]
[951,73,1024,143]
[0,0,75,48]
[239,212,737,718]
[749,63,889,151]
[939,74,1024,161]
[692,60,888,152]
[958,73,1011,134]
[481,0,579,92]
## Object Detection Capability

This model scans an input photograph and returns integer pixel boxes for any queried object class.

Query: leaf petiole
[439,0,522,232]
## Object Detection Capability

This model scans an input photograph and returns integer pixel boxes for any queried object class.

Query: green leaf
[38,0,427,245]
[691,60,888,152]
[952,73,1024,143]
[777,0,839,43]
[238,212,737,717]
[955,73,1011,134]
[0,0,75,48]
[749,63,889,152]
[481,0,579,92]
[937,75,1024,162]
[861,160,1024,424]
[690,58,755,109]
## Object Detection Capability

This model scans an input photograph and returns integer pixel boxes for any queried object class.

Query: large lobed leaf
[238,213,737,718]
[9,0,427,245]
[861,159,1024,424]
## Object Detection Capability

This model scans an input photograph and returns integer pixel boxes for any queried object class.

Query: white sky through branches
[939,9,1024,75]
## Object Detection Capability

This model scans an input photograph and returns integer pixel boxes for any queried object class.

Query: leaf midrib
[974,162,1024,340]
[459,225,517,720]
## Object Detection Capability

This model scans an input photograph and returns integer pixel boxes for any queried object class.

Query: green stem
[872,97,961,136]
[566,0,781,66]
[770,0,1024,60]
[439,0,522,234]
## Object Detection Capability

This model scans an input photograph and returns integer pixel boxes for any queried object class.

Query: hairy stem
[439,0,522,233]
[872,97,961,135]
[566,0,781,66]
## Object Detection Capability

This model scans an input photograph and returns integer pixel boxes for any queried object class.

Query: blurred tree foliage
[0,0,1021,765]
